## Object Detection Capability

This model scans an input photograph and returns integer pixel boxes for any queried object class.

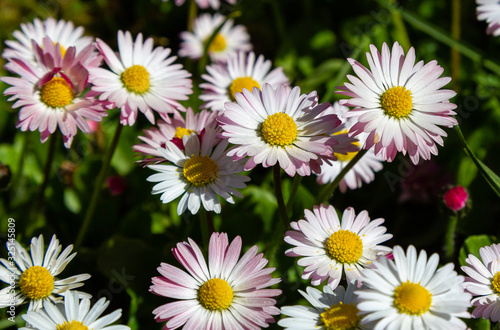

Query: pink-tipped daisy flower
[2,37,108,148]
[133,107,218,165]
[317,102,384,192]
[200,51,289,111]
[338,41,458,165]
[218,84,341,177]
[150,232,282,329]
[284,204,392,289]
[461,243,500,322]
[90,30,192,126]
[477,0,500,36]
[179,13,251,63]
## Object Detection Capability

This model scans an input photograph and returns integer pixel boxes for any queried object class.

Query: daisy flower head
[3,17,94,65]
[200,51,290,111]
[0,235,91,311]
[279,281,366,330]
[163,0,236,10]
[317,102,384,192]
[133,107,218,165]
[90,30,193,126]
[338,41,458,165]
[477,0,500,36]
[219,84,341,177]
[147,127,249,215]
[284,204,392,290]
[356,245,471,330]
[20,290,130,330]
[179,13,252,63]
[2,37,108,148]
[461,243,500,322]
[150,232,282,329]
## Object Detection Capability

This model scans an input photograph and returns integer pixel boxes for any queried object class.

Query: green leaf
[458,235,495,267]
[63,188,81,213]
[310,30,336,50]
[465,316,491,330]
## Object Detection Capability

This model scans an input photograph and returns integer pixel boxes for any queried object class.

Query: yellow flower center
[121,64,150,94]
[40,77,74,108]
[320,302,361,330]
[229,77,261,101]
[183,155,219,187]
[261,113,297,147]
[333,130,360,162]
[56,321,89,330]
[208,33,227,53]
[19,266,54,300]
[325,230,363,264]
[492,272,500,294]
[380,86,413,119]
[174,127,195,139]
[198,278,233,311]
[393,281,432,315]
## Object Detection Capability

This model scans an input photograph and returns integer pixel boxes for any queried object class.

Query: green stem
[451,0,461,92]
[316,148,368,204]
[32,131,58,214]
[187,0,197,32]
[386,0,411,50]
[273,165,289,226]
[285,175,302,216]
[199,208,209,247]
[76,122,123,248]
[444,213,459,261]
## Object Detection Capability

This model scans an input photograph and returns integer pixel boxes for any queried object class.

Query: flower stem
[32,131,58,214]
[199,208,209,247]
[286,175,302,216]
[187,0,197,32]
[444,213,460,261]
[76,122,123,248]
[273,165,289,226]
[316,148,368,204]
[451,0,461,91]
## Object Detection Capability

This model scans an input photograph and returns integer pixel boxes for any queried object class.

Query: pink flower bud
[106,175,127,196]
[443,186,468,211]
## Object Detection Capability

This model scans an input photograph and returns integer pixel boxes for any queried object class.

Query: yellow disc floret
[208,34,227,53]
[174,127,195,139]
[333,130,360,162]
[229,77,261,101]
[380,86,413,118]
[492,272,500,294]
[40,77,74,108]
[393,281,432,315]
[198,278,233,311]
[261,113,297,147]
[19,266,54,300]
[56,320,89,330]
[121,64,150,94]
[325,230,363,264]
[183,155,219,187]
[320,302,361,330]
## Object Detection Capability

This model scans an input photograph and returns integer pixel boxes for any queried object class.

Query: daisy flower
[150,232,282,329]
[133,107,218,165]
[337,41,458,165]
[3,18,94,64]
[317,102,384,192]
[218,84,341,177]
[476,0,500,36]
[0,235,90,311]
[179,13,251,63]
[163,0,236,10]
[200,51,290,111]
[284,204,392,289]
[90,30,192,126]
[20,290,130,330]
[147,128,249,215]
[2,37,108,148]
[278,281,366,330]
[461,243,500,322]
[356,245,471,330]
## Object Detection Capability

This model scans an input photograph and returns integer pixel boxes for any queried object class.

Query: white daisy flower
[356,245,471,330]
[179,13,251,63]
[163,0,236,10]
[200,51,289,111]
[317,102,384,192]
[3,18,94,64]
[147,128,249,215]
[218,84,341,177]
[284,204,392,289]
[20,290,129,329]
[477,0,500,36]
[278,281,366,329]
[90,30,192,126]
[338,41,458,165]
[0,235,90,311]
[461,243,500,322]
